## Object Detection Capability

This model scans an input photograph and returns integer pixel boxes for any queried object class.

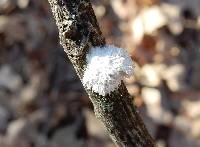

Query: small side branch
[48,0,156,146]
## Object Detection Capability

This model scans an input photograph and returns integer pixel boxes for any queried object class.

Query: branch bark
[47,0,156,146]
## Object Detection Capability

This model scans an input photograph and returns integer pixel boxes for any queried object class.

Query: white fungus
[82,45,134,96]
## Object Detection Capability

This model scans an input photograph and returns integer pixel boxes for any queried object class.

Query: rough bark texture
[48,0,156,146]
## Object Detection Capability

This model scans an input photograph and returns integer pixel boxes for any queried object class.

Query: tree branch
[48,0,156,146]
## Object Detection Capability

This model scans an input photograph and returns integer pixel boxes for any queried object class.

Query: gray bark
[47,0,156,146]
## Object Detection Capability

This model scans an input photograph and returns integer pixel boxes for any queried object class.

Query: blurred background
[0,0,200,147]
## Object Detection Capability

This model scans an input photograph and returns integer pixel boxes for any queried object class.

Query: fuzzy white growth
[82,45,134,96]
